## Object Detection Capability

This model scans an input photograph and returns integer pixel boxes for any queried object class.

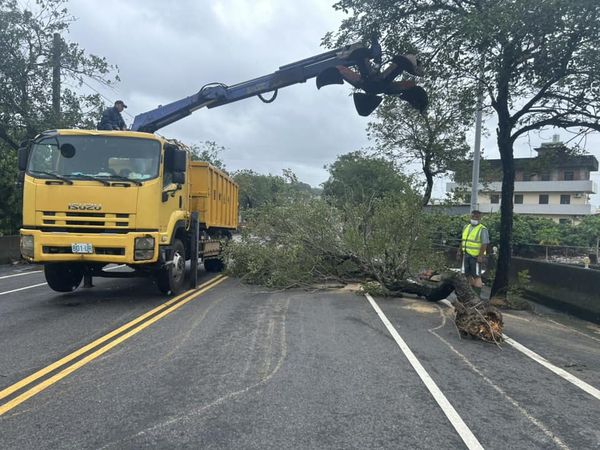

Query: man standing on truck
[457,210,489,299]
[98,100,128,130]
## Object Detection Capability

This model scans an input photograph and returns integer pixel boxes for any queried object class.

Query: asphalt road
[0,264,599,449]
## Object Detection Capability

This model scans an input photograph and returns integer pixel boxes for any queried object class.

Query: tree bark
[422,164,434,206]
[385,272,504,343]
[490,110,515,298]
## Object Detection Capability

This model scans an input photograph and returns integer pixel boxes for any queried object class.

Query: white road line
[429,306,569,449]
[0,264,127,296]
[364,294,484,450]
[0,264,124,281]
[0,283,48,296]
[504,335,600,401]
[0,270,43,280]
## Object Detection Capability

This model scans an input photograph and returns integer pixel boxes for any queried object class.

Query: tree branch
[510,77,560,125]
[512,118,600,142]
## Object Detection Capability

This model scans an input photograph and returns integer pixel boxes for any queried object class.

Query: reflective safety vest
[462,224,486,256]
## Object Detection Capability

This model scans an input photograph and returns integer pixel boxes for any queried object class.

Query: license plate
[71,243,93,254]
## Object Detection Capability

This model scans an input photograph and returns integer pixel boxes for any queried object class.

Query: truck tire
[44,263,84,292]
[156,239,186,294]
[204,258,225,273]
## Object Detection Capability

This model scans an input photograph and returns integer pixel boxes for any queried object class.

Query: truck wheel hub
[172,252,184,281]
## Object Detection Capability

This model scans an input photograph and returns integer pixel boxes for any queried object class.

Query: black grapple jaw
[353,93,383,117]
[316,41,428,116]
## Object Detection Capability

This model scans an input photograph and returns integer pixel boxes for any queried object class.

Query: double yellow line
[0,275,227,416]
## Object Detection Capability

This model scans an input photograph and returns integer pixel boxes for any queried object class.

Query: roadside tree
[233,170,304,212]
[322,151,412,207]
[189,141,227,171]
[369,83,472,206]
[0,0,117,234]
[325,0,600,299]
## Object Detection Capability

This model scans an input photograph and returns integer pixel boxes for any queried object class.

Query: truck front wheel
[156,239,186,295]
[44,263,84,292]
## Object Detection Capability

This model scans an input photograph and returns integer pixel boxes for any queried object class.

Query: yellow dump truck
[18,129,238,294]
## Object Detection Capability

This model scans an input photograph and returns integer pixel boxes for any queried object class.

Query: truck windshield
[27,135,161,182]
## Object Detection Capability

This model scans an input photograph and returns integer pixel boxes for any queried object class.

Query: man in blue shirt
[98,100,127,130]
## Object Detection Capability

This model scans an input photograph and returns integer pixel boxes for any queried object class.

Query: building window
[560,194,570,204]
[541,173,550,181]
[539,194,549,204]
[564,171,574,181]
[490,194,500,204]
[514,194,523,204]
[559,218,571,225]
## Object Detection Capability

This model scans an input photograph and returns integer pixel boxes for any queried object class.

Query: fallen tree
[225,188,503,343]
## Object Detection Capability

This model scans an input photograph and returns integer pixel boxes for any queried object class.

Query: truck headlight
[21,235,34,258]
[134,237,155,260]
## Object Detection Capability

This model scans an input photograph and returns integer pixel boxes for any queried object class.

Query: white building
[447,137,598,224]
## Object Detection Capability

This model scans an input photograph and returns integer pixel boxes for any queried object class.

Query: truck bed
[189,162,238,230]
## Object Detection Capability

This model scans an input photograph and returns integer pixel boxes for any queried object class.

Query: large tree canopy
[0,0,117,234]
[326,0,600,297]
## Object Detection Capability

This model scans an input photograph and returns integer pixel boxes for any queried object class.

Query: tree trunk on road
[385,272,504,343]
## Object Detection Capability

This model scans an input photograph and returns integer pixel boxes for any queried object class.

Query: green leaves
[189,141,227,170]
[226,177,443,289]
[369,83,473,205]
[322,151,412,207]
[0,0,118,234]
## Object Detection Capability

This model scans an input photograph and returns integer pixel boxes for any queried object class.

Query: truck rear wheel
[156,239,186,294]
[44,263,84,292]
[204,258,225,273]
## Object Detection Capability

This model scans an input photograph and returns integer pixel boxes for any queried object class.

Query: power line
[77,77,135,120]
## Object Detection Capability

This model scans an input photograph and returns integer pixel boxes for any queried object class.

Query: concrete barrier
[511,257,600,324]
[0,236,21,264]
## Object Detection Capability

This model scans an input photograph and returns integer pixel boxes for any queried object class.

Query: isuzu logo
[68,203,102,211]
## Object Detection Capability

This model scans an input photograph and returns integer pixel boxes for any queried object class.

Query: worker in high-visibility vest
[457,210,489,297]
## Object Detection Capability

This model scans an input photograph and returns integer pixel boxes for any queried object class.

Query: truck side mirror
[172,171,185,184]
[164,145,187,172]
[18,145,30,171]
[173,150,187,172]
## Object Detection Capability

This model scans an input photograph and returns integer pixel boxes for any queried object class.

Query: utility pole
[52,33,61,121]
[470,58,485,212]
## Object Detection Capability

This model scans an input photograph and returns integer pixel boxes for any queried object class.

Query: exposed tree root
[384,272,504,343]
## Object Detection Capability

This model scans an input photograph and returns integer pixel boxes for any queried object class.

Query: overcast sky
[66,0,600,203]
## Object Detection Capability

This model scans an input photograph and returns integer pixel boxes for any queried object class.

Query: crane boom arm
[131,41,426,133]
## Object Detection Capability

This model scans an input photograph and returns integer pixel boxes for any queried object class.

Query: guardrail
[511,257,600,324]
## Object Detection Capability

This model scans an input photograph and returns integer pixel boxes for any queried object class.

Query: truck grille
[41,211,130,229]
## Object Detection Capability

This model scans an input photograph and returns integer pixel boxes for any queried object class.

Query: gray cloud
[67,0,371,187]
[67,0,600,203]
